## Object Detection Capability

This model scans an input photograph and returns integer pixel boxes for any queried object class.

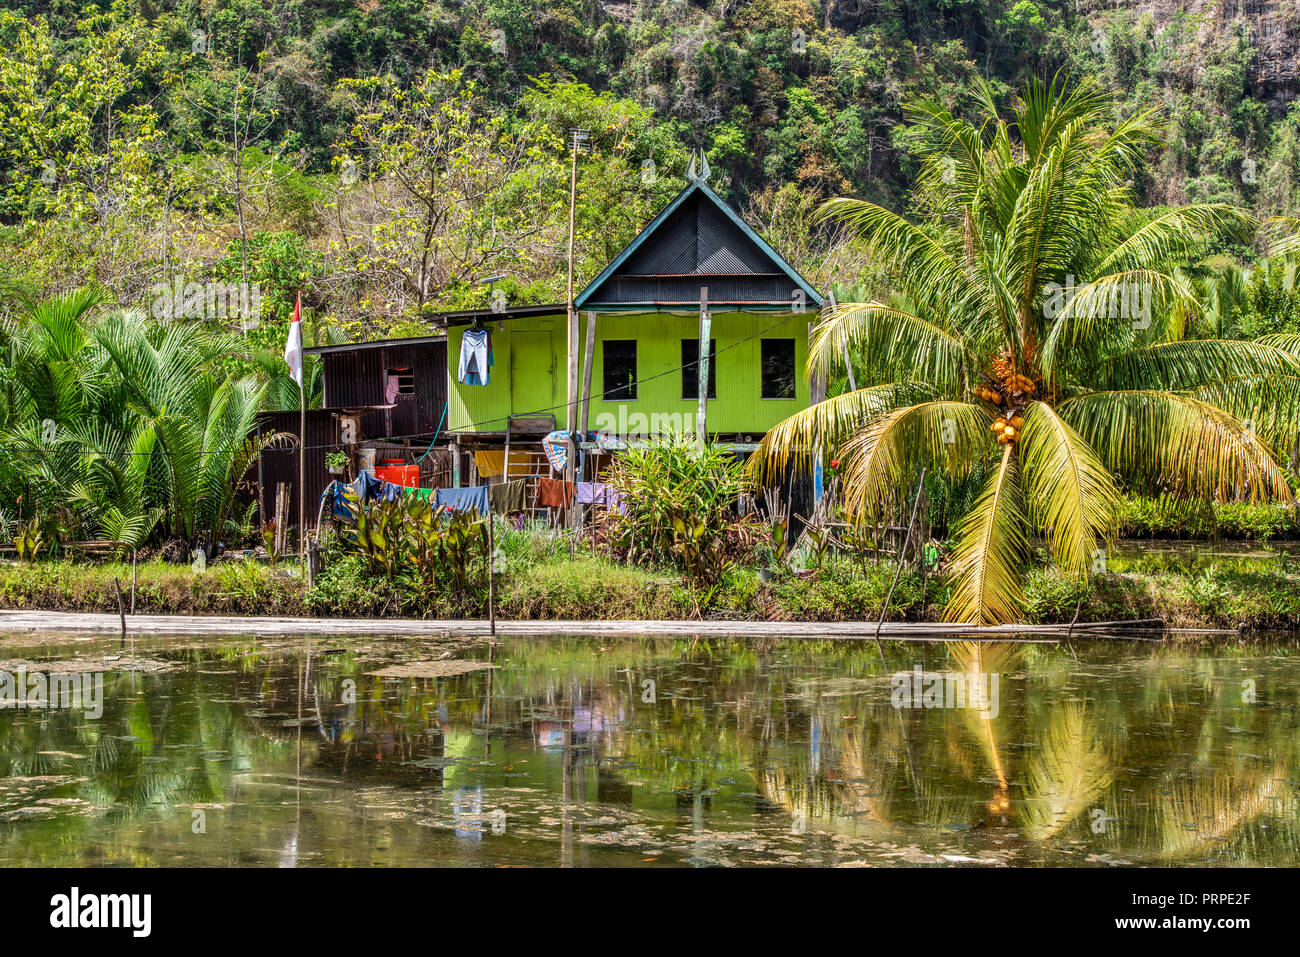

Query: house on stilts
[268,159,825,525]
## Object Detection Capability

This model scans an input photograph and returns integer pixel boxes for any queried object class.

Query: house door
[511,331,555,416]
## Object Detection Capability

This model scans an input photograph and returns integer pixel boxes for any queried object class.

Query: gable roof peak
[574,173,822,310]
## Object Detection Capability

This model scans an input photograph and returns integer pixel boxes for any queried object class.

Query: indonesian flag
[284,291,303,388]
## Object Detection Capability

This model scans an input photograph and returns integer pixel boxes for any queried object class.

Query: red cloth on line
[537,477,575,508]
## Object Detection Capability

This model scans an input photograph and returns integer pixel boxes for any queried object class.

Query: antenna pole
[564,130,583,524]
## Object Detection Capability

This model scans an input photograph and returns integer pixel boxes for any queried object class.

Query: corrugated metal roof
[575,179,823,309]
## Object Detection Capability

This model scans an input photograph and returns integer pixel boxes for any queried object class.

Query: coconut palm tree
[755,74,1299,624]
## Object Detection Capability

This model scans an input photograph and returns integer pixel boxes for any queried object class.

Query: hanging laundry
[576,482,626,514]
[576,482,618,507]
[542,430,613,473]
[474,450,507,478]
[537,477,575,508]
[488,479,527,514]
[541,431,569,473]
[435,485,490,515]
[350,470,401,504]
[320,481,358,521]
[458,326,493,386]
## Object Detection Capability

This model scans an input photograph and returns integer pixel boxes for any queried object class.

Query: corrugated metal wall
[255,409,340,532]
[322,340,447,441]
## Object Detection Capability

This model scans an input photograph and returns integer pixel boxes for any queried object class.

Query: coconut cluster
[972,366,1036,446]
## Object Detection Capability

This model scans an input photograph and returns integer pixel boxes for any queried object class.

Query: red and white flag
[284,291,303,388]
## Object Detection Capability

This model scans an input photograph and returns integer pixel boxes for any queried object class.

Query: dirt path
[0,608,1207,642]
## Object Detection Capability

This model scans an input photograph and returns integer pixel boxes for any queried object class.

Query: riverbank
[0,609,1122,640]
[2,551,1297,632]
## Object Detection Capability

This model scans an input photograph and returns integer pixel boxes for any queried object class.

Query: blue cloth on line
[435,485,490,515]
[351,470,401,504]
[320,481,354,521]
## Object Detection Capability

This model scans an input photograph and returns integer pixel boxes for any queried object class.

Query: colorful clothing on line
[576,481,619,507]
[435,485,490,515]
[541,430,614,473]
[541,431,569,473]
[474,450,506,478]
[351,470,401,504]
[320,480,356,521]
[536,477,575,508]
[488,479,527,514]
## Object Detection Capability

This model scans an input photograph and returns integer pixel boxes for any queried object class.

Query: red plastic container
[374,462,421,488]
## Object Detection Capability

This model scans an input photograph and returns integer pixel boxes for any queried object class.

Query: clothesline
[321,471,625,520]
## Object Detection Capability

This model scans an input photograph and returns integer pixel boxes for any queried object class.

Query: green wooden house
[445,165,824,479]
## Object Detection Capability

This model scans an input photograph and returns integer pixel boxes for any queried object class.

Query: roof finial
[686,149,712,184]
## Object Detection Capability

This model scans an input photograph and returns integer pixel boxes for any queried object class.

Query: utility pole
[564,130,588,522]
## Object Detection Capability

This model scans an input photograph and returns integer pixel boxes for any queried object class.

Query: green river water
[1,631,1297,867]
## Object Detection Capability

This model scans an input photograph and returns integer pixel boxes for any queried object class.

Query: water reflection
[1,635,1297,866]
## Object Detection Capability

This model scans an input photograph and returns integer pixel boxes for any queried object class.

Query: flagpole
[299,366,306,567]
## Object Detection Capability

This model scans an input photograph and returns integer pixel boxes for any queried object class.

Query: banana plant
[12,522,43,563]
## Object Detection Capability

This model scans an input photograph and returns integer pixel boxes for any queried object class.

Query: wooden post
[697,287,710,452]
[112,576,126,641]
[275,483,288,558]
[578,310,597,528]
[299,379,306,565]
[503,425,511,489]
[487,513,496,636]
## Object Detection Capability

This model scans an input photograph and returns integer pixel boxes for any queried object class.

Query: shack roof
[574,178,823,310]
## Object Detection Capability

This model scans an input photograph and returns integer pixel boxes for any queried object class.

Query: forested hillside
[1,0,1297,343]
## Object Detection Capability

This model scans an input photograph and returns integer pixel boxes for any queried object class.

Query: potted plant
[326,450,347,476]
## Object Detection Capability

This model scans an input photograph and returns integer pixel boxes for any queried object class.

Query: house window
[681,339,717,400]
[602,340,637,400]
[386,367,415,402]
[760,339,796,399]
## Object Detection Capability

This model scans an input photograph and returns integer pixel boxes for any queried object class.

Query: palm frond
[1189,374,1300,454]
[815,199,974,315]
[807,302,966,387]
[1090,338,1300,392]
[1016,402,1120,574]
[1038,269,1195,380]
[748,383,937,483]
[834,401,991,522]
[1059,390,1294,503]
[943,443,1029,625]
[1097,205,1254,274]
[1259,216,1300,258]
